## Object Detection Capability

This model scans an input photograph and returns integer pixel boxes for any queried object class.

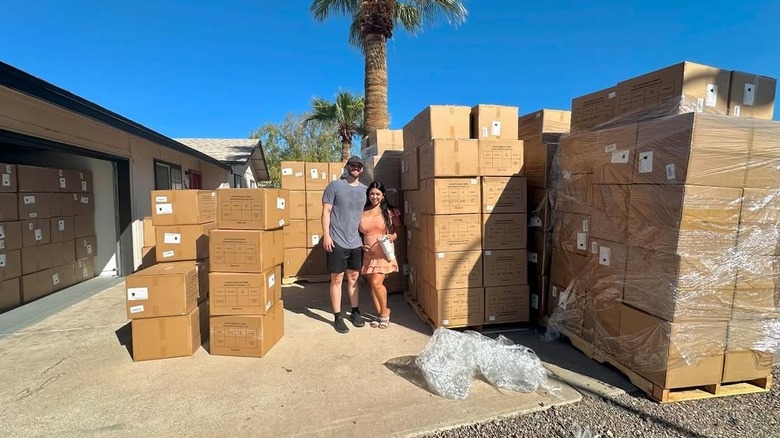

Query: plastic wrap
[545,93,780,388]
[415,327,550,399]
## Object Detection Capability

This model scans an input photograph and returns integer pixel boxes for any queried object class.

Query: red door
[188,170,202,189]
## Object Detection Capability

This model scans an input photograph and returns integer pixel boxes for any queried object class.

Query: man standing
[322,156,368,333]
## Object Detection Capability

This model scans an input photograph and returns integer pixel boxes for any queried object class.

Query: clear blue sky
[2,0,778,138]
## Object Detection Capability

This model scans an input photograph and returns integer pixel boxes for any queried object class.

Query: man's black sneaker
[334,317,349,333]
[349,310,365,328]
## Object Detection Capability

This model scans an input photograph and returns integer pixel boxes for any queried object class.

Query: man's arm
[321,203,334,252]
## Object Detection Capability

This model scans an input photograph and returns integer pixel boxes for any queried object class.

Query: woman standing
[359,181,400,328]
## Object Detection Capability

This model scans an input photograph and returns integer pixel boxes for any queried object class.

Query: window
[234,173,243,188]
[154,160,183,190]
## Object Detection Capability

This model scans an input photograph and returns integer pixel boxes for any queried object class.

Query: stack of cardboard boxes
[126,190,214,361]
[549,61,779,394]
[401,105,528,328]
[0,164,96,313]
[280,161,345,281]
[208,188,287,358]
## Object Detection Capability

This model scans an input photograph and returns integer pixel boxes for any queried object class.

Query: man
[322,156,368,333]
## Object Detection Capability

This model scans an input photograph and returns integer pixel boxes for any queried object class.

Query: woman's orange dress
[359,209,399,275]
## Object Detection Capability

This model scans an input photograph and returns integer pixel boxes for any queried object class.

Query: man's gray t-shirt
[322,179,367,249]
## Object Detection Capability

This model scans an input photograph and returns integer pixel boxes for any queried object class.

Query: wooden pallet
[564,330,772,403]
[403,294,531,333]
[282,275,330,285]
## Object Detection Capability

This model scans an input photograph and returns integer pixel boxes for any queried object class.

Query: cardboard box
[470,105,519,140]
[305,247,329,276]
[49,263,76,291]
[306,219,323,248]
[403,189,421,229]
[419,177,481,215]
[209,265,282,315]
[327,162,346,182]
[590,184,630,243]
[361,152,403,188]
[426,286,485,328]
[581,238,627,297]
[216,188,290,230]
[18,193,51,220]
[581,289,621,352]
[150,190,216,226]
[155,223,213,262]
[0,163,17,192]
[305,190,324,221]
[21,219,51,248]
[140,246,156,269]
[362,129,404,151]
[0,193,18,221]
[418,139,479,180]
[553,211,590,256]
[483,249,528,287]
[0,221,22,251]
[283,219,307,249]
[737,189,780,256]
[131,302,208,362]
[70,215,93,240]
[722,319,774,383]
[50,217,74,243]
[589,124,638,184]
[403,105,471,150]
[288,190,307,220]
[481,176,526,214]
[17,165,59,192]
[422,250,482,289]
[283,247,307,278]
[549,247,587,291]
[522,135,559,188]
[478,139,524,176]
[70,193,94,217]
[0,250,22,281]
[73,258,95,282]
[400,148,419,191]
[744,118,780,189]
[50,240,76,267]
[423,214,481,252]
[617,304,727,389]
[0,277,20,312]
[125,261,204,319]
[485,285,530,323]
[21,269,54,303]
[570,87,617,131]
[280,161,306,190]
[304,162,330,190]
[51,193,74,217]
[210,229,284,273]
[210,299,285,358]
[58,169,87,193]
[21,244,52,275]
[616,61,731,117]
[482,213,526,250]
[728,71,776,120]
[518,109,571,139]
[527,188,550,232]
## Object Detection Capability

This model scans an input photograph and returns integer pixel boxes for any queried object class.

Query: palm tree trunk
[363,32,389,132]
[341,140,351,161]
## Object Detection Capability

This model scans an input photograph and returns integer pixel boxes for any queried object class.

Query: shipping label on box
[280,161,306,190]
[0,163,17,193]
[305,162,330,190]
[125,261,201,319]
[471,105,519,140]
[0,221,23,251]
[154,223,214,262]
[21,219,51,248]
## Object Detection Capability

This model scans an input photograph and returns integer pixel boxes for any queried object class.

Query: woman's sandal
[378,316,390,329]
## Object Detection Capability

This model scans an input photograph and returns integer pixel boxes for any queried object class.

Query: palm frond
[400,0,467,32]
[348,15,363,49]
[310,0,360,22]
[394,3,421,33]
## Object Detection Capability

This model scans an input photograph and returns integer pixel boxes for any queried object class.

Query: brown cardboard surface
[471,105,519,140]
[522,135,559,189]
[70,193,94,217]
[590,184,630,243]
[18,193,51,220]
[485,285,530,324]
[553,211,591,256]
[403,190,421,229]
[305,219,323,249]
[722,318,774,383]
[478,139,524,176]
[283,219,306,249]
[57,169,88,193]
[527,229,551,276]
[49,263,76,291]
[280,161,306,190]
[304,162,330,191]
[151,190,216,226]
[482,213,526,250]
[210,265,282,315]
[483,249,527,288]
[131,302,208,362]
[527,188,550,233]
[581,238,627,299]
[481,176,526,214]
[744,118,780,189]
[556,174,593,215]
[47,193,69,217]
[210,299,285,358]
[288,190,306,220]
[549,247,587,291]
[73,258,95,281]
[155,223,213,262]
[570,87,618,131]
[21,219,50,248]
[283,248,307,278]
[50,240,75,267]
[21,244,52,275]
[422,250,482,290]
[362,129,404,150]
[418,139,480,179]
[74,235,98,261]
[305,190,324,220]
[401,148,419,191]
[728,71,776,120]
[0,163,17,192]
[403,105,471,150]
[361,152,402,188]
[17,165,59,192]
[518,109,571,139]
[0,193,18,221]
[419,177,481,215]
[210,228,284,273]
[0,277,20,312]
[0,221,22,251]
[216,188,290,230]
[50,217,74,243]
[125,261,202,319]
[423,213,481,252]
[426,285,485,327]
[21,269,53,303]
[0,249,22,281]
[74,215,95,239]
[140,246,156,270]
[327,162,346,182]
[529,274,548,322]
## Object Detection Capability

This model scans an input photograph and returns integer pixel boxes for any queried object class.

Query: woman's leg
[366,274,381,316]
[369,273,389,319]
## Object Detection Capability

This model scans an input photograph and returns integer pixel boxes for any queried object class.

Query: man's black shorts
[326,242,363,274]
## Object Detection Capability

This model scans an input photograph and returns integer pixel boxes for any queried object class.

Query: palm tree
[310,0,467,133]
[306,90,365,161]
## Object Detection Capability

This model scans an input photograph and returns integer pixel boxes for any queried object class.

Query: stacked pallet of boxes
[517,109,571,323]
[0,164,96,314]
[126,190,214,361]
[280,161,344,282]
[401,105,528,328]
[208,188,287,358]
[549,61,780,401]
[359,129,409,292]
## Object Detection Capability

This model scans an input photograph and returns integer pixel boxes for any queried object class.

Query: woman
[359,181,400,329]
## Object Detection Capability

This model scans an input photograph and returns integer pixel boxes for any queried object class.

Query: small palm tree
[310,0,467,132]
[306,90,365,161]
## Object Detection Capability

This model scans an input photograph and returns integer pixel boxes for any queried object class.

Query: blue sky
[1,0,778,138]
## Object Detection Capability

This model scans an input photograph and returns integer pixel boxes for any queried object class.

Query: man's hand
[323,235,334,252]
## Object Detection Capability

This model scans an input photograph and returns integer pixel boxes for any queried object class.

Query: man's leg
[326,243,350,333]
[330,272,345,314]
[345,269,365,327]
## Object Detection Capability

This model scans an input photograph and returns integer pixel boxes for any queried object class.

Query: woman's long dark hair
[365,181,395,233]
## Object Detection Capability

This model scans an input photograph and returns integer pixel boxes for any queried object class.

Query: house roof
[0,61,230,170]
[176,138,269,181]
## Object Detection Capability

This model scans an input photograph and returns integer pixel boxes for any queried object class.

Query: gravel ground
[424,366,779,438]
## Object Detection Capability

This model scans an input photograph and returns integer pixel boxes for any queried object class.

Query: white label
[638,151,653,173]
[1,174,9,186]
[551,286,558,297]
[163,233,181,244]
[591,241,598,254]
[266,301,272,311]
[86,244,93,254]
[529,216,542,227]
[531,294,539,310]
[611,150,629,164]
[80,196,89,204]
[528,252,538,263]
[437,252,445,259]
[127,287,149,301]
[608,91,616,99]
[34,229,43,241]
[582,220,589,232]
[162,250,174,258]
[491,121,502,136]
[442,319,450,325]
[28,222,34,230]
[320,172,327,180]
[0,241,4,250]
[59,169,64,177]
[576,233,587,250]
[29,213,37,218]
[277,197,286,209]
[488,315,497,322]
[666,164,676,180]
[402,264,410,275]
[59,177,67,188]
[0,225,4,239]
[705,83,718,107]
[58,220,65,231]
[79,172,84,179]
[82,266,89,277]
[486,205,494,212]
[0,254,5,267]
[484,250,492,256]
[481,127,488,137]
[278,219,285,227]
[52,273,60,285]
[155,196,168,202]
[562,170,572,180]
[281,167,293,176]
[733,105,741,117]
[294,172,303,177]
[4,165,9,173]
[470,178,477,185]
[309,169,319,179]
[599,246,612,266]
[23,195,36,204]
[311,235,320,246]
[268,273,276,288]
[604,143,617,153]
[156,203,173,215]
[129,305,144,314]
[743,83,756,106]
[81,181,88,191]
[696,98,705,112]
